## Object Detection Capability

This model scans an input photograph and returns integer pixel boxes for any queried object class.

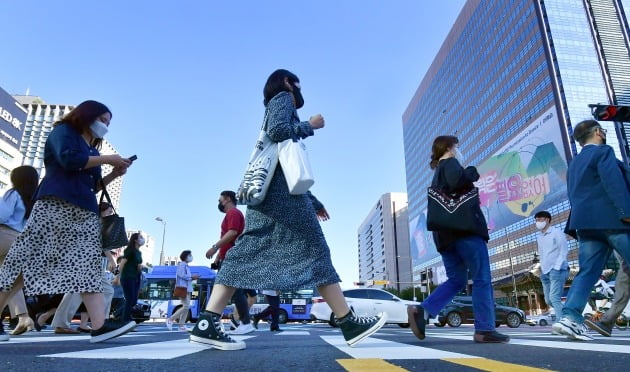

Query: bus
[223,288,315,324]
[141,265,216,322]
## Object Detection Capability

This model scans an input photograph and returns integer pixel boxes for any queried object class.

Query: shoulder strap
[99,180,118,215]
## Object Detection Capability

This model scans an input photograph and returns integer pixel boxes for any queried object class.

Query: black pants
[121,278,139,321]
[232,289,250,324]
[257,295,280,328]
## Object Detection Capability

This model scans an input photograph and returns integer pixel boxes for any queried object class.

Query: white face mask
[137,237,145,246]
[535,221,547,230]
[186,256,193,263]
[453,147,464,164]
[90,120,109,138]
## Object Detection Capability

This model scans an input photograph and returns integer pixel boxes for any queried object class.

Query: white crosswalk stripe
[321,336,477,359]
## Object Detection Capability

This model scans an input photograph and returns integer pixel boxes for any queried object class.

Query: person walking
[408,135,509,343]
[552,120,630,341]
[252,290,281,331]
[0,166,39,335]
[119,233,144,323]
[166,250,199,331]
[190,69,386,351]
[534,210,569,329]
[586,253,630,336]
[0,100,136,343]
[205,191,255,335]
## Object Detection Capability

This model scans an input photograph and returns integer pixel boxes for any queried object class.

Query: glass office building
[403,0,630,305]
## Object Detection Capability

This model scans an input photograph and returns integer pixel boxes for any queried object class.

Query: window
[369,290,395,301]
[343,289,370,299]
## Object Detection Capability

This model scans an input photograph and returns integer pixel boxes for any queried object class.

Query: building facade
[0,87,26,193]
[402,0,630,307]
[14,95,124,208]
[357,193,411,291]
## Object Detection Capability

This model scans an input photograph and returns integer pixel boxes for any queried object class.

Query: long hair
[7,166,39,219]
[54,100,111,150]
[263,69,299,106]
[430,135,459,170]
[125,232,140,252]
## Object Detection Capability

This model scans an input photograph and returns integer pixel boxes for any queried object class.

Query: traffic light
[589,104,630,122]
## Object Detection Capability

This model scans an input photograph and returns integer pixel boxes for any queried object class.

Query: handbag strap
[99,179,118,215]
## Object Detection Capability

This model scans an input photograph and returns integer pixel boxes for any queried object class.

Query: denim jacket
[36,123,102,214]
[175,262,193,292]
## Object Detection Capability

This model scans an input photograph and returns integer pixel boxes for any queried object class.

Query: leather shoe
[54,327,80,334]
[11,318,35,335]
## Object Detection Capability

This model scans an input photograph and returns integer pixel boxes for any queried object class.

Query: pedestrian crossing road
[2,321,630,371]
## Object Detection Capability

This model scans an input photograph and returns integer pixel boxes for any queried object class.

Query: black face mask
[218,202,225,213]
[292,83,304,109]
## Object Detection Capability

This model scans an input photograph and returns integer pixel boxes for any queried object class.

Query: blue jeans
[563,230,630,323]
[540,268,568,319]
[421,236,496,331]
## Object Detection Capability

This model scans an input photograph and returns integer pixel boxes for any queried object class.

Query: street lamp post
[155,217,166,265]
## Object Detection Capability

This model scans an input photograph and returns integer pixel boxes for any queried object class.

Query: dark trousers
[257,295,280,328]
[121,278,139,322]
[232,289,250,324]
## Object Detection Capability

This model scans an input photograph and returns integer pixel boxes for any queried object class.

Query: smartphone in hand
[128,155,138,163]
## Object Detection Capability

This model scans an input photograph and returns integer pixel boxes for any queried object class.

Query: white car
[310,288,420,327]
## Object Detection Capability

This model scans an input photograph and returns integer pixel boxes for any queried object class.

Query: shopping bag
[278,137,314,195]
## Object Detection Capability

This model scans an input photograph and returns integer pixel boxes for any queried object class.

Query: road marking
[321,336,477,359]
[428,334,630,353]
[442,358,555,371]
[1,334,147,344]
[274,331,310,336]
[40,336,255,359]
[337,358,408,371]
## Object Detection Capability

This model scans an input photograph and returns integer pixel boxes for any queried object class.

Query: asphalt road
[1,320,630,371]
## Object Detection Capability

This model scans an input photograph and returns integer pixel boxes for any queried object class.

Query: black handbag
[426,186,481,233]
[100,180,128,250]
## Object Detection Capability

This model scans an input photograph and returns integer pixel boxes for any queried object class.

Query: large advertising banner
[410,106,568,269]
[0,87,26,150]
[475,106,568,231]
[409,211,439,271]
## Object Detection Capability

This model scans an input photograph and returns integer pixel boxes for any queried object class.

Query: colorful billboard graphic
[475,106,568,231]
[409,211,439,270]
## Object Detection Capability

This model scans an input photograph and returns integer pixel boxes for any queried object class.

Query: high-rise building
[13,95,124,208]
[402,0,630,307]
[357,193,411,291]
[0,87,26,193]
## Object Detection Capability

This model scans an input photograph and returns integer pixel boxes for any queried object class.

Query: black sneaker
[251,316,260,330]
[90,320,136,343]
[584,318,612,337]
[229,316,239,331]
[337,311,387,347]
[407,305,427,340]
[189,312,246,350]
[473,330,510,343]
[270,326,282,332]
[0,321,9,342]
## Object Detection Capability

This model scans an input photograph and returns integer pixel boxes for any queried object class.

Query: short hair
[263,69,299,106]
[221,190,237,204]
[179,250,192,262]
[573,120,601,146]
[534,211,552,221]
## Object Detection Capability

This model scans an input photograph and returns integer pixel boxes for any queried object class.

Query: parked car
[434,296,524,328]
[310,288,420,327]
[526,313,555,326]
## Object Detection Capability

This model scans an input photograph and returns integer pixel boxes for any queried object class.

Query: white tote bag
[236,121,279,206]
[278,137,314,195]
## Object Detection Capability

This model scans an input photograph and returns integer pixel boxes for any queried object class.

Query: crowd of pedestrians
[2,70,630,354]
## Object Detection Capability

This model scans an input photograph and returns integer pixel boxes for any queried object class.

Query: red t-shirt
[218,207,245,260]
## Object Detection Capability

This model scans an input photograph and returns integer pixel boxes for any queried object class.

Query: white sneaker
[552,317,593,341]
[166,319,173,331]
[229,322,255,335]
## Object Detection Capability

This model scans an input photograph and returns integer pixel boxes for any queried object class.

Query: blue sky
[0,0,465,286]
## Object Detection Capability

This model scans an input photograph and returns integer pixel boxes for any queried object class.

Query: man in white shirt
[535,211,569,325]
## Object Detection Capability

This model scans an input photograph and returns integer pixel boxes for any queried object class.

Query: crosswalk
[3,323,630,370]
